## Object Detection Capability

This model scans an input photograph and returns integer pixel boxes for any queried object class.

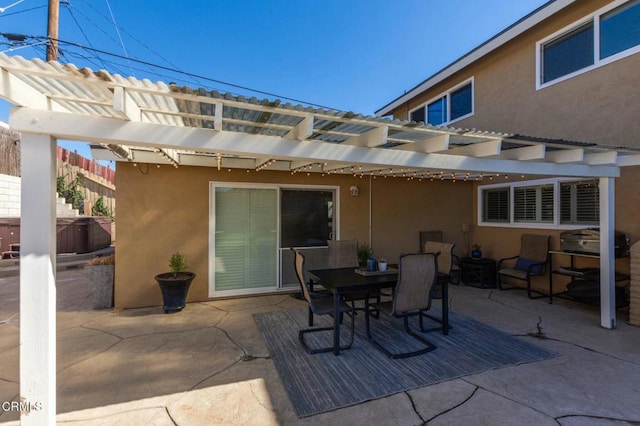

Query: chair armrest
[497,255,519,269]
[308,290,332,299]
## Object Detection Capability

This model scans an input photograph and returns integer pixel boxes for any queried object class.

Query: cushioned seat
[497,234,551,299]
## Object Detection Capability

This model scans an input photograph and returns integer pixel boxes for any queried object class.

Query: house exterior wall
[384,0,640,302]
[114,163,473,309]
[389,0,639,149]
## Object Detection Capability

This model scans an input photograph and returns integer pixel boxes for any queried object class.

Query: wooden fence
[0,126,20,177]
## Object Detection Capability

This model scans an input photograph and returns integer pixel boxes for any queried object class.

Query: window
[479,178,600,227]
[514,184,554,223]
[482,188,509,223]
[600,0,640,59]
[560,179,599,225]
[427,96,447,125]
[409,79,473,125]
[542,22,594,84]
[538,0,640,88]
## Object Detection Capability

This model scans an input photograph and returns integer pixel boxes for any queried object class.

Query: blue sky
[0,0,549,164]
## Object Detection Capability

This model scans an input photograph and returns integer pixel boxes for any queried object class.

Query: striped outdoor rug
[253,308,558,418]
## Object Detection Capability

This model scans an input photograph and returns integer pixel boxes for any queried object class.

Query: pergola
[2,52,639,423]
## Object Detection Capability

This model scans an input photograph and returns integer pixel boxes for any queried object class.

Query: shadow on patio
[1,268,639,424]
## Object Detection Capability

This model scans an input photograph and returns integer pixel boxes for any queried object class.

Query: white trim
[376,0,577,116]
[536,0,640,90]
[477,176,600,229]
[408,78,474,126]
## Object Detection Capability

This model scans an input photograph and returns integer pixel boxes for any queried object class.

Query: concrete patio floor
[1,268,639,425]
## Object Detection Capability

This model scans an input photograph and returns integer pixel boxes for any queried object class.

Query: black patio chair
[292,248,355,354]
[497,234,551,299]
[328,239,380,317]
[366,252,438,359]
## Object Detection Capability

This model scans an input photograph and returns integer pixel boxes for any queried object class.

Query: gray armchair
[497,234,551,299]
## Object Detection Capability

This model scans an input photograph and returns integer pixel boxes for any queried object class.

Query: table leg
[333,290,341,356]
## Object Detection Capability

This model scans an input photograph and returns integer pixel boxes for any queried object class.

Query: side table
[461,257,497,288]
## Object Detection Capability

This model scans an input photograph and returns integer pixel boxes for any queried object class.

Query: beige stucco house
[377,0,640,324]
[3,2,640,420]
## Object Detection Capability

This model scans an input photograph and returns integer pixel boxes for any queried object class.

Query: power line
[103,0,132,76]
[36,36,339,110]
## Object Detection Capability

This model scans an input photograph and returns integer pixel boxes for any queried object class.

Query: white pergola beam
[393,134,450,153]
[499,144,546,161]
[617,154,640,166]
[447,139,502,157]
[545,148,584,163]
[214,102,223,131]
[1,68,60,111]
[585,151,618,165]
[19,133,57,424]
[113,87,141,121]
[8,108,621,178]
[285,114,314,140]
[343,125,388,147]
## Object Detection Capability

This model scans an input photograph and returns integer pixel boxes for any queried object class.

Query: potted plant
[155,252,196,313]
[85,254,115,309]
[471,244,482,259]
[357,243,374,268]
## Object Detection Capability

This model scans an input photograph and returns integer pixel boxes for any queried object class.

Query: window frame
[477,177,600,230]
[408,77,474,125]
[536,0,640,90]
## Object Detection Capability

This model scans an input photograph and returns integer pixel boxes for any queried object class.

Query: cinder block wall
[630,241,640,326]
[0,173,21,217]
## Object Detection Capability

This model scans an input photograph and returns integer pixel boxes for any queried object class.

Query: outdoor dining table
[307,267,450,356]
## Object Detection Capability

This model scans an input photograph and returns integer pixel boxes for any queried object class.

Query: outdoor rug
[253,308,558,418]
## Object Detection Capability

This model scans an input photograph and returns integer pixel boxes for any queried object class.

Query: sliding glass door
[210,183,338,296]
[211,185,278,296]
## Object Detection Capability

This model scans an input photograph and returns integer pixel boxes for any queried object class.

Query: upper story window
[479,178,599,228]
[409,78,473,125]
[537,0,640,88]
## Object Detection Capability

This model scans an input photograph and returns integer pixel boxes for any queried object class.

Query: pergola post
[599,177,616,329]
[19,133,57,424]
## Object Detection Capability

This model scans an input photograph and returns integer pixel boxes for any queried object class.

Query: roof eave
[375,0,575,117]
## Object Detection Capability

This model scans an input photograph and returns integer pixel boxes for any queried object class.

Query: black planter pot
[155,272,196,313]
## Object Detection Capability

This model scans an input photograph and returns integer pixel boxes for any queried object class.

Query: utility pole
[46,0,59,61]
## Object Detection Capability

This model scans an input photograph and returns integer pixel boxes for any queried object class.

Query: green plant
[472,244,482,251]
[92,196,114,219]
[57,175,85,212]
[169,252,188,273]
[357,243,373,263]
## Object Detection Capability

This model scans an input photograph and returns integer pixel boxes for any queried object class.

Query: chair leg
[370,314,437,359]
[526,278,547,299]
[299,309,355,354]
[308,306,314,326]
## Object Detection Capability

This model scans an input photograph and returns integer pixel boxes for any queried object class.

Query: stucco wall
[390,0,639,149]
[385,0,639,298]
[115,163,473,309]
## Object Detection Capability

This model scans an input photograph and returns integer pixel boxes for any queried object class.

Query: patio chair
[366,252,438,359]
[328,239,381,317]
[292,248,355,354]
[423,240,455,330]
[420,231,460,285]
[497,234,551,299]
